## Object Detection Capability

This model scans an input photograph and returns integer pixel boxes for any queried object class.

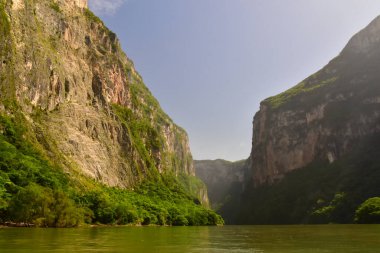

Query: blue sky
[89,0,380,161]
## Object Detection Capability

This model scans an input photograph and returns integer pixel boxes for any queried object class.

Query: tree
[355,197,380,224]
[8,183,54,225]
[310,192,351,224]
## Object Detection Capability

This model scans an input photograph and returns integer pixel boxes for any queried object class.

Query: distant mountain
[0,0,221,226]
[194,159,246,223]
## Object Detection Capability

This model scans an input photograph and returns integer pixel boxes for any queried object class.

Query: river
[0,225,379,252]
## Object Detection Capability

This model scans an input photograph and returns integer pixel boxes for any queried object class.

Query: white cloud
[88,0,127,15]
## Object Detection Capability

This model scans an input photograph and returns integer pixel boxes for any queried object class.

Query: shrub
[49,2,61,13]
[8,183,54,225]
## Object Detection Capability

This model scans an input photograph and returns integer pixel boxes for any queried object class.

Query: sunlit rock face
[0,0,195,189]
[248,16,380,187]
[74,0,88,9]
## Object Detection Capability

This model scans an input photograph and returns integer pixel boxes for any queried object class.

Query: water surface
[0,225,379,252]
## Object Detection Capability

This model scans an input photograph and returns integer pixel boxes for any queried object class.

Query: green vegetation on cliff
[0,112,223,226]
[49,2,62,14]
[112,101,193,180]
[264,75,338,109]
[0,2,10,36]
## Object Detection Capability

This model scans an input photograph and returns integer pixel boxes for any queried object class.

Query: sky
[89,0,380,161]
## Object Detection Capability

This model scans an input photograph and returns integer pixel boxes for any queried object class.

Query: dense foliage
[0,113,223,227]
[355,197,380,224]
[235,134,380,224]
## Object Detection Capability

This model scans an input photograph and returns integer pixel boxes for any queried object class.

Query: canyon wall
[0,0,195,189]
[248,16,380,187]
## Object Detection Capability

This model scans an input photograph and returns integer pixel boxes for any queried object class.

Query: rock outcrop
[0,0,194,188]
[248,16,380,186]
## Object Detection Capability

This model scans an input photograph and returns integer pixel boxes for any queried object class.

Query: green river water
[0,225,379,252]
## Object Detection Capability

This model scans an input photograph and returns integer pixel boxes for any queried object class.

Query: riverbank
[0,222,35,228]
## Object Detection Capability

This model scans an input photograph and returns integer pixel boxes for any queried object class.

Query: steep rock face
[195,159,247,223]
[195,159,246,208]
[249,16,380,186]
[0,0,193,188]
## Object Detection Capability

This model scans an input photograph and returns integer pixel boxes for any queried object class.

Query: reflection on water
[0,225,379,252]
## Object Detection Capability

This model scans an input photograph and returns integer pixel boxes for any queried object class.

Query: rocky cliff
[195,159,246,224]
[249,16,380,187]
[195,159,245,208]
[0,0,221,226]
[0,0,194,188]
[233,15,380,225]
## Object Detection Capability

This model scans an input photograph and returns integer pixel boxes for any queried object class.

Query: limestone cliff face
[0,0,194,188]
[249,16,380,186]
